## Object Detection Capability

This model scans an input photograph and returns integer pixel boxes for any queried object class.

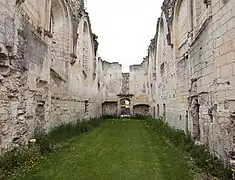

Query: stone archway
[133,104,150,117]
[102,101,118,117]
[120,98,131,117]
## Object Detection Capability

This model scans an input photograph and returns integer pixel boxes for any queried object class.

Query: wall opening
[153,106,156,119]
[83,21,89,70]
[35,101,45,126]
[185,110,189,134]
[176,0,189,46]
[85,100,89,113]
[163,103,166,120]
[192,99,200,140]
[157,104,160,117]
[97,82,100,90]
[133,104,150,117]
[50,0,70,78]
[143,83,146,93]
[120,98,131,116]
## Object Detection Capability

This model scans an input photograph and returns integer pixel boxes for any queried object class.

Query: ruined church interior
[1,0,235,179]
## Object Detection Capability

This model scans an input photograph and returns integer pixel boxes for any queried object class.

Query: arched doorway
[102,101,118,117]
[133,104,150,117]
[120,98,131,117]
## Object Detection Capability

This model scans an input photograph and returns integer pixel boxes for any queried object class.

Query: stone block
[215,36,224,48]
[220,10,232,26]
[215,55,227,67]
[227,17,235,31]
[221,63,233,78]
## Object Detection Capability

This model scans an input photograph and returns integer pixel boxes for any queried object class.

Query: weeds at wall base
[146,118,233,180]
[0,118,103,179]
[0,117,232,180]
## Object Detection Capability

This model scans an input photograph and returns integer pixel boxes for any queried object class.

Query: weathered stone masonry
[0,0,102,154]
[1,0,235,175]
[143,0,235,174]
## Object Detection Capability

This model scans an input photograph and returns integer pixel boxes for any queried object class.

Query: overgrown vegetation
[6,119,194,180]
[146,118,233,180]
[0,118,103,179]
[1,117,233,179]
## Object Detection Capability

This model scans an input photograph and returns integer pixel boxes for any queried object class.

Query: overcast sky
[87,0,163,72]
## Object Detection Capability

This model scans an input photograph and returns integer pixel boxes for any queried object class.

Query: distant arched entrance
[120,98,131,116]
[133,104,150,117]
[102,101,118,117]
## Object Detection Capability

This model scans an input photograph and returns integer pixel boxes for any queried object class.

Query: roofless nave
[1,0,235,177]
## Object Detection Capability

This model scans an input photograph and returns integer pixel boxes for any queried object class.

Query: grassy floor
[9,119,194,180]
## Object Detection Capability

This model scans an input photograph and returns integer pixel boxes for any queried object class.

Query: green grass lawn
[9,119,194,180]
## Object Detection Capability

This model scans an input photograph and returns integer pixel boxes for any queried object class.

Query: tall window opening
[83,21,89,70]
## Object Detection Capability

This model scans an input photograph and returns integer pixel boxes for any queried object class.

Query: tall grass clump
[146,118,232,180]
[35,118,103,154]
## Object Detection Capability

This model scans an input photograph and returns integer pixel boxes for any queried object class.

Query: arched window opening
[83,22,88,35]
[83,21,89,70]
[193,0,208,34]
[50,0,70,79]
[173,0,190,60]
[177,0,189,46]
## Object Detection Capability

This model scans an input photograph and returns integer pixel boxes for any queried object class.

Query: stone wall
[2,1,235,174]
[101,60,122,101]
[144,0,235,168]
[129,62,148,95]
[0,0,102,154]
[129,59,150,106]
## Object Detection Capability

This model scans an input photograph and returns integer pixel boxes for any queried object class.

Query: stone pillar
[117,99,121,117]
[130,99,134,117]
